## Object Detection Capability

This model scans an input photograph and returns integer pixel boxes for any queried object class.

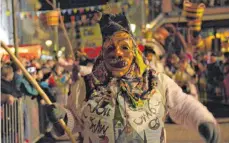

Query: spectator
[1,65,21,143]
[42,59,56,74]
[18,66,38,96]
[36,69,56,133]
[37,70,56,103]
[1,64,22,98]
[165,53,179,78]
[31,59,42,69]
[145,47,156,67]
[206,53,224,100]
[144,47,165,73]
[50,64,70,106]
[194,53,208,103]
[223,52,229,103]
[12,64,38,143]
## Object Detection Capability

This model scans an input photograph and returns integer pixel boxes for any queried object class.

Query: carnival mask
[103,31,134,77]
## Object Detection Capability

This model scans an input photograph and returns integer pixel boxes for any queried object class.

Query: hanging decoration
[5,0,11,16]
[46,10,59,26]
[34,15,39,21]
[18,2,130,27]
[19,2,129,19]
[61,9,67,14]
[85,7,90,12]
[20,13,25,19]
[6,9,11,16]
[79,8,84,13]
[90,6,95,11]
[183,0,206,50]
[70,15,75,24]
[73,8,78,14]
[67,9,72,15]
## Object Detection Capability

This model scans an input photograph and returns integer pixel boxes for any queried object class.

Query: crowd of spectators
[144,47,229,104]
[0,53,93,142]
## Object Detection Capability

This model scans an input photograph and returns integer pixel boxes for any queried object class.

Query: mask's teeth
[110,58,124,64]
[110,59,117,64]
[124,61,127,66]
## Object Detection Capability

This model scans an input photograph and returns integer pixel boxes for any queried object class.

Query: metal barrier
[23,96,46,143]
[1,96,47,143]
[1,98,24,143]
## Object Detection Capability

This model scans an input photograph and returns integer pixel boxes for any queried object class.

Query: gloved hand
[45,104,67,123]
[198,122,220,143]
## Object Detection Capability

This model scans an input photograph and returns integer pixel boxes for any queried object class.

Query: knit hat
[97,13,147,76]
[98,13,133,40]
[87,13,147,86]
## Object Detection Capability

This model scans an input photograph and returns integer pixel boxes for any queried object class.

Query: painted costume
[54,14,217,143]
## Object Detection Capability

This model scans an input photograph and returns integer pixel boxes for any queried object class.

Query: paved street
[166,118,229,143]
[51,119,229,143]
[166,100,229,143]
[42,101,229,143]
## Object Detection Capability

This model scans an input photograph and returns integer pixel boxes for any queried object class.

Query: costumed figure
[46,13,220,143]
[144,47,164,73]
[165,54,179,78]
[174,55,198,100]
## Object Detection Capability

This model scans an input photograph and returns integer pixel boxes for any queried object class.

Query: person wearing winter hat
[45,13,220,143]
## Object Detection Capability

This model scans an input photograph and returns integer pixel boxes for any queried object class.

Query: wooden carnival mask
[102,31,134,77]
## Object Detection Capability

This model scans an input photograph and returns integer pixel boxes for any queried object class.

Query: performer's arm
[157,73,216,130]
[157,73,220,143]
[46,77,86,136]
[64,77,86,133]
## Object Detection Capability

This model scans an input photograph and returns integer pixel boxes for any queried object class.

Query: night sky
[39,0,109,10]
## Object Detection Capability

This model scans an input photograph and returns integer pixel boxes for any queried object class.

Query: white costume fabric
[62,71,216,143]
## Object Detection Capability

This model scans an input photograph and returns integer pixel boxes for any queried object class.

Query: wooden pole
[0,41,76,143]
[59,10,75,60]
[53,0,59,53]
[12,0,19,57]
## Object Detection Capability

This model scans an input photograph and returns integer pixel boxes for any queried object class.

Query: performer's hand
[198,122,220,143]
[72,63,80,82]
[45,104,67,123]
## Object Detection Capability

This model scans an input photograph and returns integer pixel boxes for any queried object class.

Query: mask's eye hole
[107,46,115,50]
[104,45,115,54]
[121,46,129,50]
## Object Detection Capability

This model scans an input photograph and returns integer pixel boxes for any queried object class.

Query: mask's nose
[114,47,124,57]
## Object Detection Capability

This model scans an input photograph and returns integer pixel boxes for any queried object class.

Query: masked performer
[46,13,219,143]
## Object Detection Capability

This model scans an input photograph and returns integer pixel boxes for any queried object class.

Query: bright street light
[130,24,136,33]
[61,46,66,51]
[45,40,53,47]
[146,24,151,29]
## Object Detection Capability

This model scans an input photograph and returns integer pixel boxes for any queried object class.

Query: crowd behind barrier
[1,47,229,142]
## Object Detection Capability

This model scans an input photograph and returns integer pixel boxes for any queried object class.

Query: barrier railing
[1,96,49,143]
[1,98,24,143]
